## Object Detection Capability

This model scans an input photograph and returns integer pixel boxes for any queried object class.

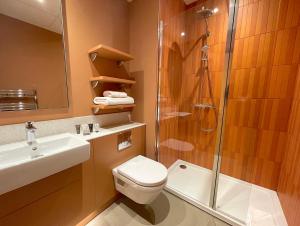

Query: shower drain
[179,164,187,169]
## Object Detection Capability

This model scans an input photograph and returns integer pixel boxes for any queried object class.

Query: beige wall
[65,0,130,117]
[129,0,159,160]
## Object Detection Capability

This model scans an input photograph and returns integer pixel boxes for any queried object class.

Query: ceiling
[0,0,62,34]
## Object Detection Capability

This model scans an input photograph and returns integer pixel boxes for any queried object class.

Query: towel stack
[93,91,134,105]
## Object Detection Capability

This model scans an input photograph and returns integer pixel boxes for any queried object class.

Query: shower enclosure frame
[155,0,241,224]
[209,0,239,209]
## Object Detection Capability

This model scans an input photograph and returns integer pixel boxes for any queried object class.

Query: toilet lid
[117,155,168,187]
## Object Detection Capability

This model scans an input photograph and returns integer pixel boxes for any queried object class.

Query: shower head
[196,7,218,18]
[197,7,218,37]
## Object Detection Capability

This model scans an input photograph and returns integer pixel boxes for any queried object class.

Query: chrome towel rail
[0,102,37,111]
[0,89,37,98]
[0,89,38,111]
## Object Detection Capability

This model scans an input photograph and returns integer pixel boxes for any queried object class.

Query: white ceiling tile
[48,16,62,34]
[18,0,61,16]
[0,0,62,33]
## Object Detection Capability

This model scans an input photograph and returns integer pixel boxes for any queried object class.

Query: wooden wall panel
[0,126,146,226]
[277,98,300,226]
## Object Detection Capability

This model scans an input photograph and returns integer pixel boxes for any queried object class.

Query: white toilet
[112,155,168,204]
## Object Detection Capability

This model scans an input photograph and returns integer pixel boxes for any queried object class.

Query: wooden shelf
[88,44,134,62]
[90,76,136,87]
[91,104,135,114]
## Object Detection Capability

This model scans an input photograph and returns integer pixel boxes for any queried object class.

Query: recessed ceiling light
[180,32,186,37]
[36,0,44,3]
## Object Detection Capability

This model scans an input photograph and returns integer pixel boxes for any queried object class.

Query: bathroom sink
[0,133,90,195]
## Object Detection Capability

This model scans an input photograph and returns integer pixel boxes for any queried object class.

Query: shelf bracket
[90,52,98,62]
[117,61,125,67]
[91,80,100,88]
[93,107,100,114]
[120,83,130,91]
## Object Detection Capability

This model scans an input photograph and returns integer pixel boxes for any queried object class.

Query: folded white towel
[93,96,134,105]
[103,91,127,98]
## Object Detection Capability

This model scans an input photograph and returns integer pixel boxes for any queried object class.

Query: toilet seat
[112,155,168,204]
[117,155,167,187]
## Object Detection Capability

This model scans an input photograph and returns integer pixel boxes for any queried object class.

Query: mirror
[0,0,68,111]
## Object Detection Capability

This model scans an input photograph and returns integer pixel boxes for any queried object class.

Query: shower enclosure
[157,0,290,225]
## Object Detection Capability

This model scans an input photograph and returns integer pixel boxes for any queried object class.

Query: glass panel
[216,0,292,225]
[158,0,230,207]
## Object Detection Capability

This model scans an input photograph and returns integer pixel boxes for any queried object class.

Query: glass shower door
[215,0,293,225]
[157,0,232,208]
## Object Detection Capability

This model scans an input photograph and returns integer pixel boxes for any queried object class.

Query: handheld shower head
[201,45,209,53]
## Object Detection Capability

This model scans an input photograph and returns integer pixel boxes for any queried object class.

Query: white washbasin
[0,133,90,195]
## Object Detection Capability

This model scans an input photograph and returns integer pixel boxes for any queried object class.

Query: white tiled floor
[86,191,229,226]
[166,160,288,226]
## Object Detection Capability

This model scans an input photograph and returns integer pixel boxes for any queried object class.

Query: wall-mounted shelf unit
[88,44,135,115]
[88,44,134,63]
[90,76,136,88]
[91,104,135,114]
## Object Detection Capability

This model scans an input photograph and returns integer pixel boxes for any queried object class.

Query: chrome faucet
[25,121,40,158]
[25,121,37,146]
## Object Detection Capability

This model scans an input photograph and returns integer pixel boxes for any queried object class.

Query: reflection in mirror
[0,0,68,111]
[168,42,182,101]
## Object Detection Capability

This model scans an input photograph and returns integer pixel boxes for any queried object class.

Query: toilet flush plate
[0,133,90,195]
